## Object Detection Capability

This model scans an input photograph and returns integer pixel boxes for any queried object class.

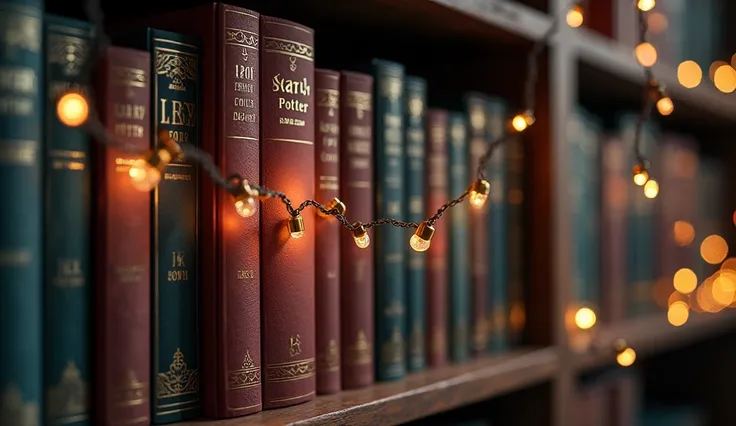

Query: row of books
[1,1,530,425]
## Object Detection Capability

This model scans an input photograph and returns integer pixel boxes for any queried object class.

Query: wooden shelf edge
[181,348,559,426]
[573,312,736,372]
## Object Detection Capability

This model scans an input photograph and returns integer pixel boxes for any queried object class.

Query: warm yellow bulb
[713,64,736,93]
[633,165,649,186]
[616,347,637,367]
[637,0,655,11]
[677,60,702,89]
[635,42,658,67]
[469,179,491,209]
[128,158,161,192]
[57,92,90,127]
[673,268,697,294]
[566,5,584,28]
[656,96,674,116]
[287,215,305,239]
[234,197,257,218]
[574,307,597,330]
[643,179,659,198]
[352,223,371,249]
[511,113,533,132]
[410,222,435,252]
[667,301,689,326]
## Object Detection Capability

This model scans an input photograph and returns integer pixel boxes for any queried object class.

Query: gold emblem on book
[114,370,146,408]
[317,88,339,117]
[345,330,372,366]
[265,358,316,382]
[156,349,199,398]
[345,91,371,119]
[263,37,313,62]
[380,77,402,101]
[47,361,89,423]
[289,56,297,72]
[111,66,146,88]
[381,326,404,365]
[225,29,258,48]
[319,339,340,372]
[0,12,41,58]
[1,384,39,426]
[228,350,261,390]
[155,51,197,92]
[408,96,423,119]
[48,34,88,76]
[289,334,302,357]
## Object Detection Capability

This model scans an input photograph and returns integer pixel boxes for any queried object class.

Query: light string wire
[60,0,660,245]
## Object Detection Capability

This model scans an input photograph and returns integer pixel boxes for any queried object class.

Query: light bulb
[288,214,305,239]
[352,223,370,249]
[644,179,659,199]
[632,164,649,186]
[409,221,435,252]
[566,4,584,28]
[574,306,597,330]
[637,0,655,11]
[613,339,636,367]
[635,42,657,67]
[469,179,491,208]
[56,92,89,127]
[322,197,346,217]
[128,158,162,192]
[511,111,535,132]
[229,177,258,218]
[234,197,256,218]
[656,96,674,115]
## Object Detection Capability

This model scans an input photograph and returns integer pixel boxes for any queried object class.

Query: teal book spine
[447,113,470,362]
[372,59,406,381]
[506,126,525,345]
[147,30,201,423]
[486,97,508,352]
[43,16,93,426]
[0,0,44,424]
[403,76,426,372]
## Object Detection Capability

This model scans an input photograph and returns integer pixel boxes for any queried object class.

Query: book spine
[372,59,406,381]
[506,133,525,345]
[314,69,341,395]
[260,15,316,408]
[149,30,201,423]
[338,71,375,389]
[486,97,508,352]
[0,0,43,422]
[43,16,93,426]
[94,46,151,426]
[403,76,426,372]
[425,109,449,367]
[466,94,489,354]
[447,113,471,363]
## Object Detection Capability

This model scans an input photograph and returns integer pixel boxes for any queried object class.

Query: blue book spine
[43,15,93,426]
[486,97,508,353]
[0,0,44,423]
[372,59,406,381]
[403,76,426,372]
[448,112,470,362]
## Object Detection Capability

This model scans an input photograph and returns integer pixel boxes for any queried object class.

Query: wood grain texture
[178,348,559,425]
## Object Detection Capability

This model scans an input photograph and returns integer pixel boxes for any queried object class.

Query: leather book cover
[93,46,151,426]
[338,71,375,389]
[506,125,525,346]
[314,69,341,395]
[425,109,449,367]
[43,15,94,426]
[447,112,471,363]
[465,93,489,355]
[486,97,508,352]
[0,0,43,422]
[403,76,427,372]
[260,15,316,408]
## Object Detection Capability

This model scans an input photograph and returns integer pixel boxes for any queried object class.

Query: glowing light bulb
[616,347,637,367]
[511,111,534,132]
[129,158,162,192]
[656,96,674,115]
[566,5,584,28]
[322,197,346,217]
[410,221,435,252]
[234,197,256,218]
[632,164,649,186]
[574,307,597,330]
[287,215,305,239]
[677,60,702,89]
[56,92,89,127]
[469,179,491,209]
[644,179,659,199]
[637,0,655,11]
[352,223,371,249]
[635,42,658,67]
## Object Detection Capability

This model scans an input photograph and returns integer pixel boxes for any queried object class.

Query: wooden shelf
[180,348,559,426]
[573,312,736,372]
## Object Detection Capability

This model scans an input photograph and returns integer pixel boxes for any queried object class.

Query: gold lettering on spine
[112,103,146,141]
[230,31,257,123]
[272,73,310,113]
[53,259,84,288]
[167,252,188,282]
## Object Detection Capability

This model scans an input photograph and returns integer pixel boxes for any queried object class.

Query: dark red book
[260,15,316,408]
[125,3,263,418]
[338,71,375,389]
[425,109,449,367]
[94,46,151,426]
[314,69,341,394]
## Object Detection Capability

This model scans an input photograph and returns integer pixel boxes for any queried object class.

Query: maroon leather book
[425,109,449,367]
[94,46,151,426]
[338,71,375,389]
[260,15,316,408]
[314,69,341,394]
[129,4,263,418]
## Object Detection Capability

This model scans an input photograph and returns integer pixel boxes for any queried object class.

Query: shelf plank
[574,312,736,372]
[180,348,558,426]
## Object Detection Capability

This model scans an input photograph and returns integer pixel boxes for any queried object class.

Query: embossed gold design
[318,339,340,372]
[470,107,485,131]
[0,11,41,58]
[266,358,316,382]
[263,37,313,62]
[112,66,146,88]
[225,28,258,48]
[289,56,297,72]
[47,361,89,424]
[380,77,402,101]
[228,350,261,390]
[408,96,423,118]
[345,330,372,366]
[114,370,146,408]
[289,334,302,357]
[156,349,199,399]
[381,326,404,365]
[155,51,197,92]
[317,89,338,108]
[345,91,371,119]
[1,384,39,426]
[48,34,88,76]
